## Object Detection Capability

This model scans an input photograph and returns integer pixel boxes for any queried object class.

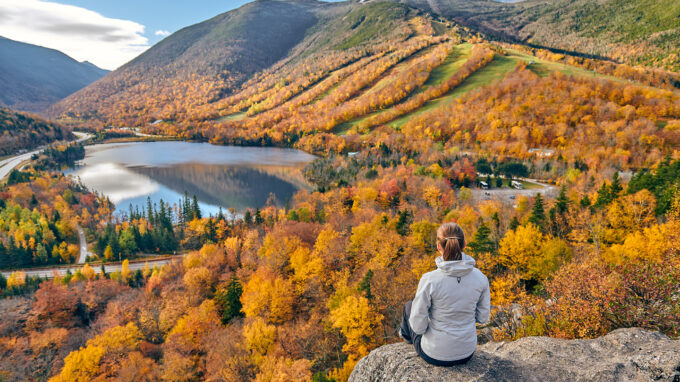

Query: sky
[0,0,252,70]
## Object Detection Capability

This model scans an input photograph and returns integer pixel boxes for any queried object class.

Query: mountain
[0,36,109,113]
[0,107,72,156]
[47,0,421,127]
[398,0,680,71]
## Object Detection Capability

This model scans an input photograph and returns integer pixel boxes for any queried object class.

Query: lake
[65,141,316,217]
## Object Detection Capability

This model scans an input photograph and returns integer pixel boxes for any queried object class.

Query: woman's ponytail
[436,223,465,261]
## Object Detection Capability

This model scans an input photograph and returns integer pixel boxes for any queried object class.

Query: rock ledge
[349,328,680,381]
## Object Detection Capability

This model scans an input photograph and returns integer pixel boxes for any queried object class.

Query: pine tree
[357,270,374,300]
[192,195,202,220]
[595,180,612,207]
[555,185,569,214]
[610,172,623,198]
[0,242,8,269]
[467,219,495,254]
[528,193,546,229]
[215,278,244,324]
[509,216,520,231]
[396,209,412,236]
[146,197,154,226]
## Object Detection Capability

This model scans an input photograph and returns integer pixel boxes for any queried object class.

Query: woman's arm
[475,277,491,324]
[409,276,432,335]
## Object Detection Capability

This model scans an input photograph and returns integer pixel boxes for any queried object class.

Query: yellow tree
[243,317,277,365]
[241,268,296,324]
[329,294,384,361]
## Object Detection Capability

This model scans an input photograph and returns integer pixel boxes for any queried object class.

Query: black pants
[400,301,473,367]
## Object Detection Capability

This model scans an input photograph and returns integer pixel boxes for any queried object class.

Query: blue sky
[0,0,340,70]
[55,0,252,45]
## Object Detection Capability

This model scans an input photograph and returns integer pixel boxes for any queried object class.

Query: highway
[0,255,183,279]
[77,225,90,264]
[0,131,184,280]
[0,132,92,180]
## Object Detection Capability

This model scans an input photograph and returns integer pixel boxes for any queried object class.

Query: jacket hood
[435,253,476,277]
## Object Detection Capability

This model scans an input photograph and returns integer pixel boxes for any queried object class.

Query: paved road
[77,226,89,264]
[1,255,183,279]
[0,132,92,181]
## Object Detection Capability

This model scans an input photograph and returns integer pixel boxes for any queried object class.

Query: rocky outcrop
[349,328,680,381]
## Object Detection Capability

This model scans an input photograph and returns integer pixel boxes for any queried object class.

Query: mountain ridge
[0,36,108,113]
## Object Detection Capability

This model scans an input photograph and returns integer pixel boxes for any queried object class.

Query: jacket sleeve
[408,275,431,335]
[475,276,491,324]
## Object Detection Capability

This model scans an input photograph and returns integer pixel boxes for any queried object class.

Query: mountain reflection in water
[66,141,316,216]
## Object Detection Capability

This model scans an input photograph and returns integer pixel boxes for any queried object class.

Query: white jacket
[409,254,490,361]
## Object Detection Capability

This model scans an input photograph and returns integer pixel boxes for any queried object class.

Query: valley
[0,1,678,381]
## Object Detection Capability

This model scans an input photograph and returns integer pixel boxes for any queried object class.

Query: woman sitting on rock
[399,222,490,366]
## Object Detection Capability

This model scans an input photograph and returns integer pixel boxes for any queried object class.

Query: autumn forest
[0,1,679,381]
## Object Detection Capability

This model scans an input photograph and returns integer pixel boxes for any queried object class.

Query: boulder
[349,328,680,381]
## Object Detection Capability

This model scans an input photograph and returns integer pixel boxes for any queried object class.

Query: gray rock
[349,328,680,381]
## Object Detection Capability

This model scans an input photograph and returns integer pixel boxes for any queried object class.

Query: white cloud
[0,0,150,70]
[154,30,170,37]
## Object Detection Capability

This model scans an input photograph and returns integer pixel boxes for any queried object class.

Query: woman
[399,222,490,366]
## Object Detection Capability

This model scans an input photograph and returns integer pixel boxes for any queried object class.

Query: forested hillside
[0,107,73,156]
[1,1,679,381]
[399,0,680,72]
[0,37,108,112]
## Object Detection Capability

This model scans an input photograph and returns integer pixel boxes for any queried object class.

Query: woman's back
[400,222,490,366]
[410,254,490,361]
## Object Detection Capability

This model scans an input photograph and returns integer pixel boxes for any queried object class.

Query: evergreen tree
[596,182,610,206]
[192,195,202,220]
[0,242,8,269]
[580,195,591,208]
[528,193,546,229]
[555,185,569,214]
[183,192,191,222]
[610,172,623,198]
[467,219,495,254]
[146,197,154,225]
[396,209,412,236]
[491,212,500,230]
[243,210,252,226]
[509,216,520,231]
[254,209,264,225]
[357,270,374,300]
[215,278,244,324]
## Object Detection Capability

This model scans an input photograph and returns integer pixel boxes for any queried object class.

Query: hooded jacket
[408,253,490,361]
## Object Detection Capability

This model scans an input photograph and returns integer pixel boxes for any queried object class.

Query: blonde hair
[436,222,465,261]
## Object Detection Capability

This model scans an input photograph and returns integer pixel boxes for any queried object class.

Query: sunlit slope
[214,35,660,143]
[0,107,72,156]
[48,0,680,153]
[399,0,680,71]
[48,1,419,128]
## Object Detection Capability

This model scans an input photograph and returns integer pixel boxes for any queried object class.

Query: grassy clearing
[216,111,246,122]
[423,43,473,88]
[389,53,522,129]
[335,43,474,135]
[505,48,616,80]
